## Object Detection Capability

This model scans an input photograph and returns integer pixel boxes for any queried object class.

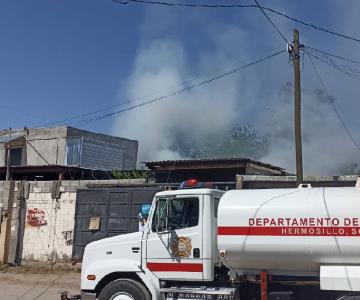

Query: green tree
[111,170,151,179]
[193,124,269,160]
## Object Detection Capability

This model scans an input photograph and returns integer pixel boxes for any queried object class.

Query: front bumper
[81,292,96,300]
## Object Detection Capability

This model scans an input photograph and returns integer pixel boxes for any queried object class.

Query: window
[65,138,82,166]
[152,197,199,232]
[152,198,168,232]
[6,148,23,166]
[214,198,220,218]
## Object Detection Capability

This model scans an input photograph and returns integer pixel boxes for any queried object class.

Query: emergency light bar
[178,179,213,189]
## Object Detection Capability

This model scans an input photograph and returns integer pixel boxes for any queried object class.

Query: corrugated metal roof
[0,164,109,172]
[143,158,285,171]
[0,164,113,181]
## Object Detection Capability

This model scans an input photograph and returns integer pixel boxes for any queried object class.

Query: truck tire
[98,278,151,300]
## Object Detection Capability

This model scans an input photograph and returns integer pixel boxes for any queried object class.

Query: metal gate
[72,186,163,260]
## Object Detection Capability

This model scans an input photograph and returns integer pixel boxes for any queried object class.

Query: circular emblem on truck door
[171,236,192,258]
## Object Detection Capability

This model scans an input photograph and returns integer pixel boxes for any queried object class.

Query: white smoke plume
[112,2,360,175]
[259,85,360,175]
[112,26,266,162]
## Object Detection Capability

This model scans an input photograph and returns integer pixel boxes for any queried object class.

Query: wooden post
[260,271,268,300]
[293,29,304,186]
[5,128,11,181]
[0,180,15,264]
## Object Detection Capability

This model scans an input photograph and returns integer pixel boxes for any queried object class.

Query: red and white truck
[75,178,360,300]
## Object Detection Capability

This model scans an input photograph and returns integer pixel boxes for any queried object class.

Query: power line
[253,0,289,44]
[304,45,360,65]
[304,46,360,78]
[71,49,286,127]
[41,66,247,127]
[0,105,43,122]
[113,0,256,8]
[263,6,360,44]
[305,50,360,79]
[306,53,360,154]
[43,45,283,127]
[112,0,360,44]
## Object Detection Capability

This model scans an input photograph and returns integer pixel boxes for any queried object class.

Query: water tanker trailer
[67,178,360,300]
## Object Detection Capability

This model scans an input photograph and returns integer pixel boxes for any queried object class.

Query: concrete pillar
[236,175,244,190]
[0,181,15,264]
[7,181,29,265]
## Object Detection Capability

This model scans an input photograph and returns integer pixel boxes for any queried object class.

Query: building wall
[0,126,138,169]
[26,127,68,166]
[67,127,138,170]
[27,138,67,166]
[0,147,5,168]
[21,183,76,262]
[15,179,147,263]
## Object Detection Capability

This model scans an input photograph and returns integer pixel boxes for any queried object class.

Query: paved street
[0,271,80,300]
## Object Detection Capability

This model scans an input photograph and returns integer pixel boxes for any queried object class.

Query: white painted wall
[20,179,146,263]
[22,191,76,262]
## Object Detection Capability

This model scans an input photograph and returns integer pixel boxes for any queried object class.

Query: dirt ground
[0,266,81,300]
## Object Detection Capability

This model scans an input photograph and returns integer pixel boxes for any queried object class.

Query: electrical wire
[42,45,283,127]
[306,53,360,154]
[44,45,283,127]
[304,46,360,80]
[253,0,289,44]
[70,49,286,127]
[112,0,360,43]
[113,0,256,8]
[263,6,360,44]
[304,46,360,65]
[305,50,360,79]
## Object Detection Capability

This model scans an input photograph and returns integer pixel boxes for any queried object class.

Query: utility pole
[5,127,11,181]
[1,127,14,264]
[291,29,304,186]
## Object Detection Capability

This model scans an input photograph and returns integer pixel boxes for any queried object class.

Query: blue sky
[1,0,360,174]
[0,0,143,129]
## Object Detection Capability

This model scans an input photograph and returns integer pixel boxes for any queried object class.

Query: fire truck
[71,178,360,300]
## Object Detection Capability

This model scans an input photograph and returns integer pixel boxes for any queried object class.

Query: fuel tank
[217,185,360,275]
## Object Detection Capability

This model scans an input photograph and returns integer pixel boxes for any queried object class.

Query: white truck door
[145,195,204,280]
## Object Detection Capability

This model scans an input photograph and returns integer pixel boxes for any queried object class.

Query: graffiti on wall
[62,230,73,246]
[27,208,47,227]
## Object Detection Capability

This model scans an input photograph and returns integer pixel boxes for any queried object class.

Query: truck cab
[80,187,225,300]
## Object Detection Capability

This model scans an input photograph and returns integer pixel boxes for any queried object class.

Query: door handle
[193,248,200,258]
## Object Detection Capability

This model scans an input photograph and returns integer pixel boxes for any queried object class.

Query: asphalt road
[0,271,80,300]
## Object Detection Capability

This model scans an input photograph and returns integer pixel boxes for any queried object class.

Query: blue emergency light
[140,204,151,217]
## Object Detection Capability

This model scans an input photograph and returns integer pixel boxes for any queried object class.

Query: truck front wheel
[98,278,151,300]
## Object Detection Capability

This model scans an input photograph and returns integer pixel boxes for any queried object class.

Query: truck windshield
[152,197,199,232]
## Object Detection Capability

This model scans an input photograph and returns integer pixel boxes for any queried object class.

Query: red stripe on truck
[218,226,360,236]
[147,262,203,272]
